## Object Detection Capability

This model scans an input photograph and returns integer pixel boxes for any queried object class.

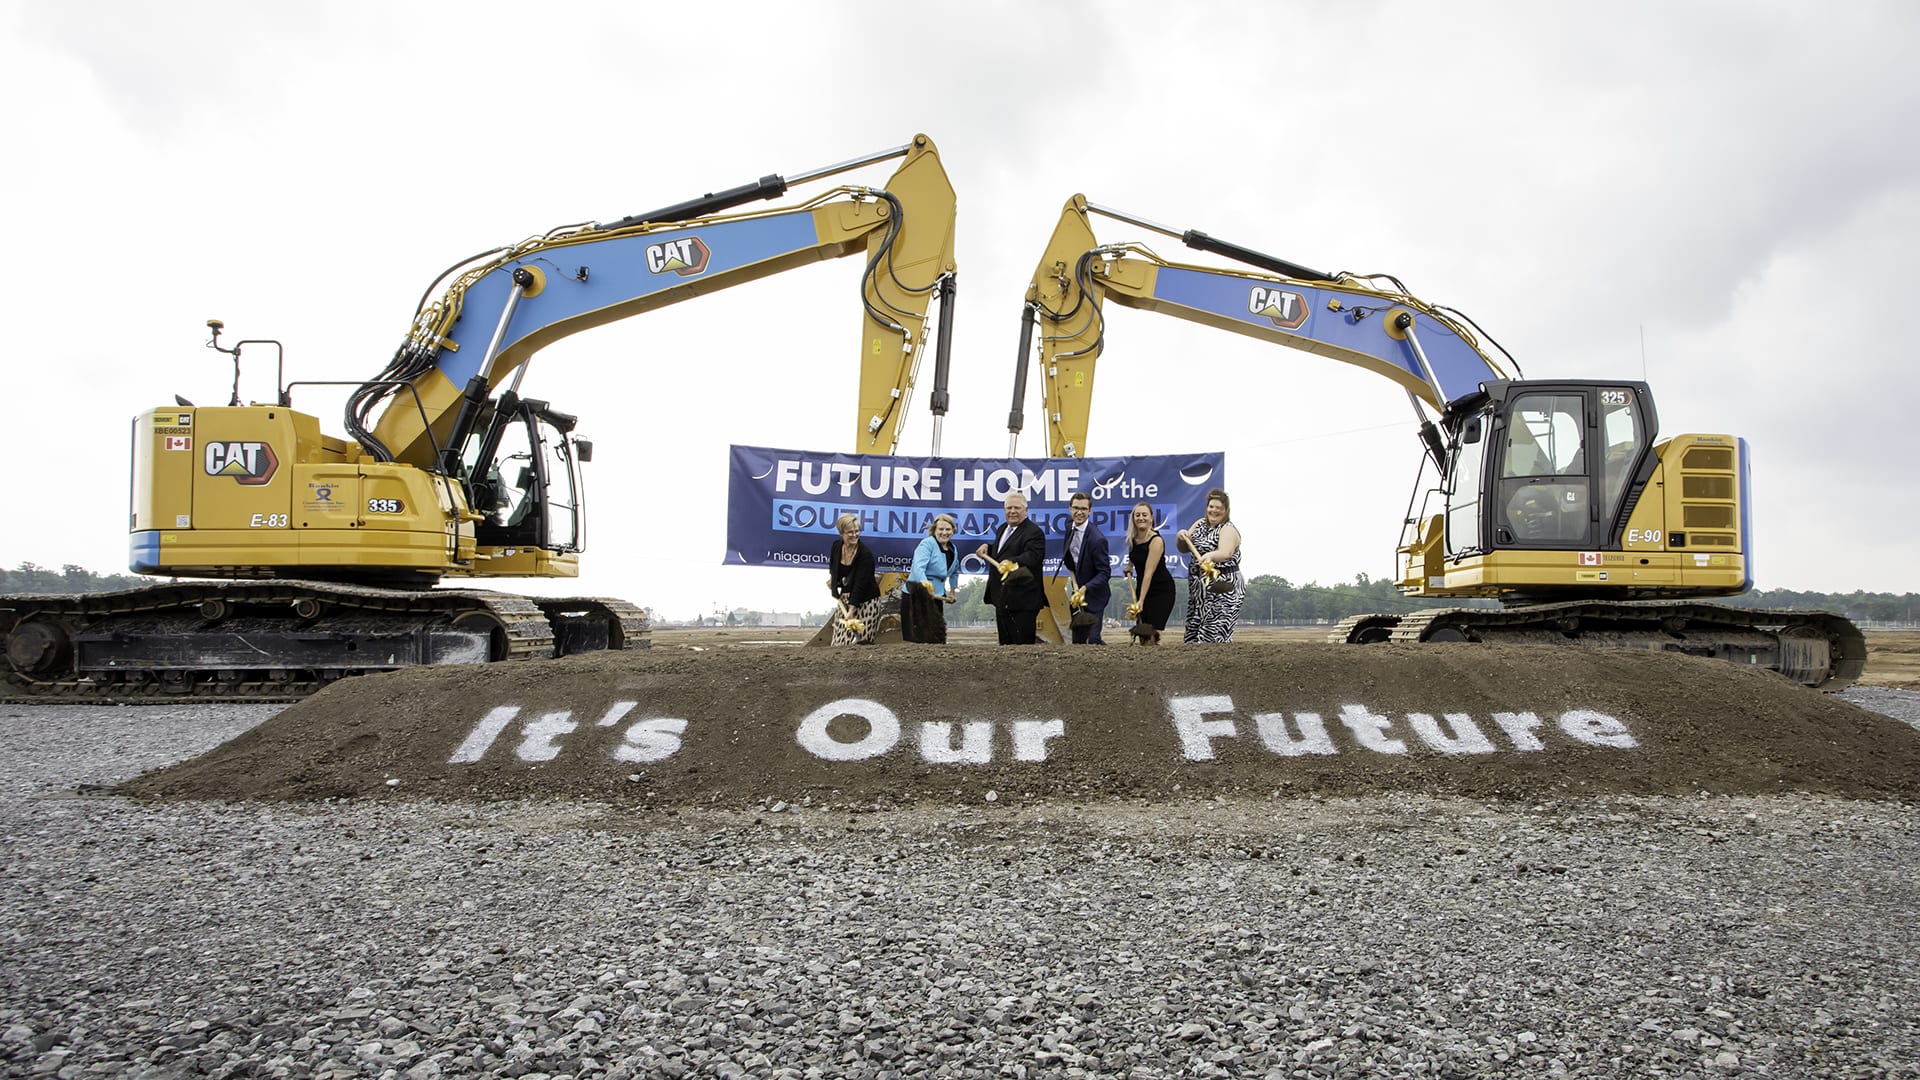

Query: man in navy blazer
[975,491,1048,644]
[1060,491,1110,644]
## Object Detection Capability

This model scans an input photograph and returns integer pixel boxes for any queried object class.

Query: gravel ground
[2,690,1918,1079]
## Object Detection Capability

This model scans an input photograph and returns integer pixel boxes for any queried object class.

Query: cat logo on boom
[1247,286,1310,330]
[204,441,279,485]
[645,236,712,278]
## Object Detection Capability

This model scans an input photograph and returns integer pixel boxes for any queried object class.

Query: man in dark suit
[1060,491,1110,644]
[974,491,1047,645]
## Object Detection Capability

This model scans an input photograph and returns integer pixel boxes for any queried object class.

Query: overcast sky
[3,1,1915,620]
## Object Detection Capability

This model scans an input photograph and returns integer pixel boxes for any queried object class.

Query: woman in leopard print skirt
[827,512,882,645]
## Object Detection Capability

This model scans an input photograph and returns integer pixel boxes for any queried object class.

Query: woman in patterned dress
[826,512,882,645]
[1176,489,1243,643]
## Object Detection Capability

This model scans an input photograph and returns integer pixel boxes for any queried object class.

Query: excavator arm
[359,134,958,471]
[1013,194,1515,460]
[1007,195,1865,690]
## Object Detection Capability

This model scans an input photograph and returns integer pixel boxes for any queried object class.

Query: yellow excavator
[1,136,957,701]
[1008,194,1864,689]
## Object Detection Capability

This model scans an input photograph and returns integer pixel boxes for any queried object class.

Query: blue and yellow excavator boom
[360,134,957,469]
[1011,194,1515,461]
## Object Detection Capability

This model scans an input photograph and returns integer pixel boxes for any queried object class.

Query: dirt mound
[121,643,1920,805]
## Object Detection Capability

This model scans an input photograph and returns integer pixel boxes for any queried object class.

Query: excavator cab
[1442,379,1657,556]
[461,397,588,554]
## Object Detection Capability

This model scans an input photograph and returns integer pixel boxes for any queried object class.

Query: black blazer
[828,539,881,605]
[983,519,1047,612]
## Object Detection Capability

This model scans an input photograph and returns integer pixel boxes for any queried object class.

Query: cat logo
[646,236,712,278]
[1247,285,1309,329]
[204,441,280,485]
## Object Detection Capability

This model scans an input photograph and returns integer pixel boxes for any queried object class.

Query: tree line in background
[0,563,151,594]
[8,562,1918,627]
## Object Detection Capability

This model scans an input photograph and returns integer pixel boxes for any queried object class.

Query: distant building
[706,609,810,628]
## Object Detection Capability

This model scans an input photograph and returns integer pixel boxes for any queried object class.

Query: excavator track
[1328,614,1401,645]
[1,581,649,704]
[1332,602,1867,692]
[532,596,654,655]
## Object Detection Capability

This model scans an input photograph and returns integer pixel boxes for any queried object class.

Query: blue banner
[725,447,1225,578]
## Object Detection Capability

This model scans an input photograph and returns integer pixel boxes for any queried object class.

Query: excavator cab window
[1597,389,1644,526]
[1443,412,1489,556]
[1464,383,1655,553]
[537,415,584,550]
[1495,392,1591,547]
[463,400,587,553]
[471,417,539,541]
[497,457,537,528]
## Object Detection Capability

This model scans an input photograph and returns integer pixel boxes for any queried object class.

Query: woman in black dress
[1122,502,1175,644]
[826,512,881,645]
